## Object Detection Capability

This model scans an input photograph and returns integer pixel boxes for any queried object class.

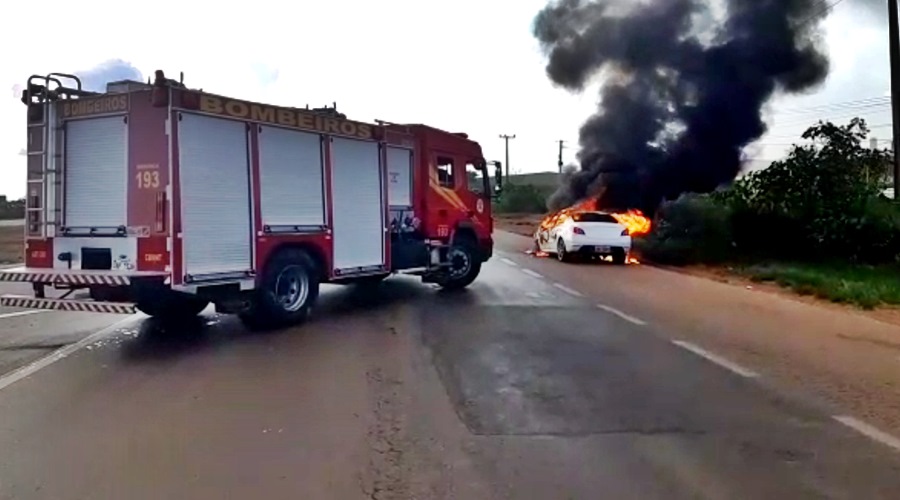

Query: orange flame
[611,209,652,236]
[531,198,650,264]
[538,200,652,237]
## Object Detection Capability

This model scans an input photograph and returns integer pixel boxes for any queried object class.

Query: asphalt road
[1,234,900,499]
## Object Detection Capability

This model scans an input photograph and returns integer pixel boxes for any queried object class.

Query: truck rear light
[573,226,585,235]
[621,228,630,236]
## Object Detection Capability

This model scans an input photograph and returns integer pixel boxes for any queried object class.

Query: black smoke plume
[534,0,831,213]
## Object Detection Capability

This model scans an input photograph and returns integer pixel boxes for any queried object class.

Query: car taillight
[621,229,630,236]
[573,226,585,235]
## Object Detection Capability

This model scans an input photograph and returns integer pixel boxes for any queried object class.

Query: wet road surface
[0,280,123,377]
[1,238,900,498]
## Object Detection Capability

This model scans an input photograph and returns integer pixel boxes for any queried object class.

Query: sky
[0,0,891,200]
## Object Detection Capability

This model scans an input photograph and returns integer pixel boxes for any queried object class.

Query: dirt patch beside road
[0,225,23,264]
[494,214,543,238]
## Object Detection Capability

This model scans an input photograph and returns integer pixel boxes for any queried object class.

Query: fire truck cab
[1,71,503,328]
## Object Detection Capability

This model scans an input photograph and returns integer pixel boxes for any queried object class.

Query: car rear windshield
[573,212,618,223]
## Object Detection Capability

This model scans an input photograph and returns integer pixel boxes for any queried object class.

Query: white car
[533,211,632,264]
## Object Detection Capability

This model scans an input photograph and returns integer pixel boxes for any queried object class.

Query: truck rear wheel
[437,238,482,290]
[136,294,209,322]
[240,248,320,330]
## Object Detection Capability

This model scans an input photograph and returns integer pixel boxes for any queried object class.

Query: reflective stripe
[0,295,137,314]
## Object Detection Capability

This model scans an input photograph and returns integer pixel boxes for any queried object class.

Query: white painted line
[834,416,900,453]
[671,340,759,378]
[521,269,544,279]
[500,258,518,267]
[0,314,141,393]
[553,283,583,297]
[596,304,647,326]
[0,310,48,321]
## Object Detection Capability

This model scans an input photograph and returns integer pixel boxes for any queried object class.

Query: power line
[774,96,891,114]
[794,0,847,29]
[773,99,891,116]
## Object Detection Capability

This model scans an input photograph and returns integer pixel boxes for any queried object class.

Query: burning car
[532,200,650,264]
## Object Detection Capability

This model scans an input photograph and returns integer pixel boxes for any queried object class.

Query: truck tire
[136,294,209,322]
[438,237,482,290]
[240,248,320,330]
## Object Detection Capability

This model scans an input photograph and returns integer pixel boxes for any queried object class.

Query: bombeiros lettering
[199,95,373,140]
[62,95,128,118]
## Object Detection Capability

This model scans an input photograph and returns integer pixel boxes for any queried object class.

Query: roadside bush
[0,197,24,220]
[635,193,734,265]
[495,184,553,214]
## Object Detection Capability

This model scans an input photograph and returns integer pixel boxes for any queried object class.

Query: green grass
[738,261,900,309]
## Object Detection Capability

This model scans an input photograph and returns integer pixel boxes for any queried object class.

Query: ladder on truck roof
[21,74,97,238]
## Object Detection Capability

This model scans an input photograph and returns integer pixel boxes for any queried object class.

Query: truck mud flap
[0,295,137,315]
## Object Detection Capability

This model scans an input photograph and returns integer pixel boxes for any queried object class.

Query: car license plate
[595,246,611,253]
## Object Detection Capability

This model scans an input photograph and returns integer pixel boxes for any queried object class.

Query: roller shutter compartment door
[64,115,128,229]
[330,137,385,271]
[178,113,253,278]
[258,126,325,228]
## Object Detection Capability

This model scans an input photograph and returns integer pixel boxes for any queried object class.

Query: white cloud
[0,0,889,199]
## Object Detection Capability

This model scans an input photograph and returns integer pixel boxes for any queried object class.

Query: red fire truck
[1,71,502,328]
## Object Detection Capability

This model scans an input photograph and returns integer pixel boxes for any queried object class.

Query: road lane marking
[596,304,647,326]
[833,416,900,453]
[553,283,583,297]
[671,340,760,378]
[0,310,48,321]
[0,314,141,393]
[500,258,518,267]
[521,269,544,279]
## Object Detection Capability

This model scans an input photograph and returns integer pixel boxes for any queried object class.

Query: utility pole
[889,0,900,199]
[499,134,516,183]
[557,140,565,175]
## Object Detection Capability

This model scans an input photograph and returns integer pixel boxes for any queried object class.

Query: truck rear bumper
[0,295,137,314]
[0,266,168,286]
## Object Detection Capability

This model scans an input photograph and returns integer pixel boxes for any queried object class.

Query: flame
[538,199,652,237]
[538,198,598,231]
[610,209,652,236]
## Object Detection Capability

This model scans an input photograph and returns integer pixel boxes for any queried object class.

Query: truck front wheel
[240,248,320,330]
[437,238,482,290]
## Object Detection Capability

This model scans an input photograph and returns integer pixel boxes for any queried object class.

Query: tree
[723,118,898,262]
[0,197,25,220]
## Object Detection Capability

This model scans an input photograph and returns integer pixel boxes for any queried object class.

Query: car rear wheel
[612,248,627,265]
[557,239,571,263]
